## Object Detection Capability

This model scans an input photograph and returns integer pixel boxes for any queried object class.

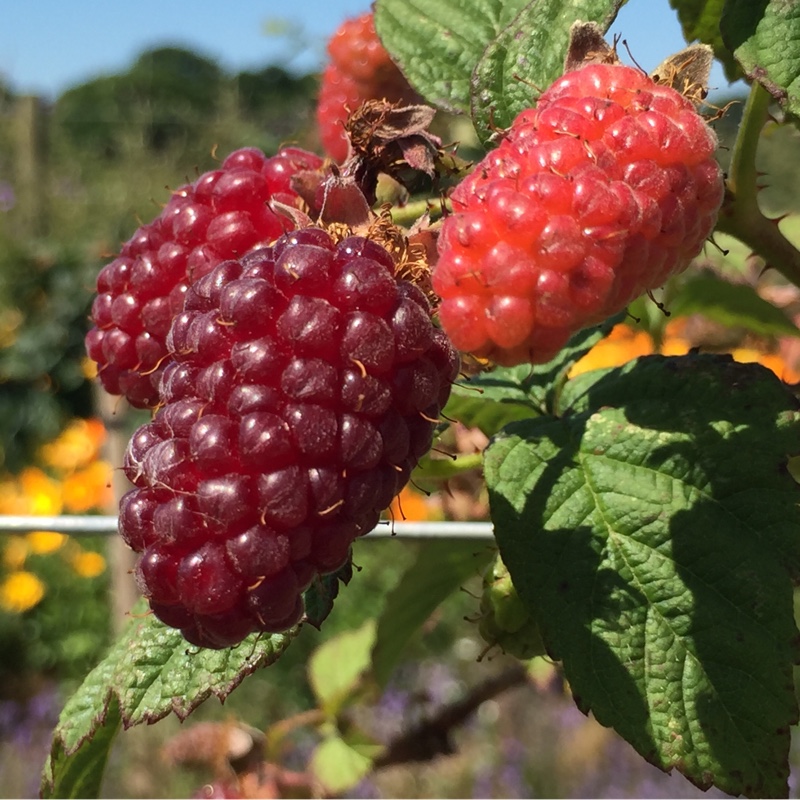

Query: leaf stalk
[716,81,800,288]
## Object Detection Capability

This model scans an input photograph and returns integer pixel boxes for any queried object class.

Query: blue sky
[2,2,735,100]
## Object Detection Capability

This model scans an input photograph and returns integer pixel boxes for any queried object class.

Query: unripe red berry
[434,63,724,366]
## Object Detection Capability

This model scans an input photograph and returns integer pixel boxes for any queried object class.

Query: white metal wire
[0,515,494,540]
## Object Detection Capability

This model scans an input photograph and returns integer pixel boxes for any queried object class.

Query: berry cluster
[119,227,458,648]
[434,63,724,365]
[316,13,419,162]
[86,146,323,408]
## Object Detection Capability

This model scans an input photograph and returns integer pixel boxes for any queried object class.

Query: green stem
[412,452,484,481]
[715,81,800,288]
[390,198,448,227]
[726,79,770,197]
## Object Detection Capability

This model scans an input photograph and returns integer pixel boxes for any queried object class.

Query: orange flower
[659,319,692,355]
[3,536,28,570]
[0,571,45,613]
[568,316,800,386]
[62,460,113,513]
[0,478,28,515]
[69,550,106,579]
[81,357,98,380]
[40,418,107,473]
[15,468,62,516]
[569,324,654,378]
[730,348,800,383]
[388,486,438,522]
[27,531,67,555]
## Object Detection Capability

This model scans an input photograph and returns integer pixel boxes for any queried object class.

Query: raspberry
[86,146,324,408]
[119,227,458,648]
[434,62,724,366]
[317,13,419,162]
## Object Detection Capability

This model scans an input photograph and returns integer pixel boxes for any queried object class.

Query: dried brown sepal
[288,166,328,218]
[343,99,443,204]
[316,175,374,229]
[268,198,314,231]
[564,23,713,108]
[650,44,714,107]
[365,207,436,303]
[563,21,619,73]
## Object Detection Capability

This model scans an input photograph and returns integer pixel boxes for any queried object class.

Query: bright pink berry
[317,13,419,162]
[87,146,324,408]
[434,63,724,366]
[119,227,458,649]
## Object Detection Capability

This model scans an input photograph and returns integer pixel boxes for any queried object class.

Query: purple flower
[0,181,15,212]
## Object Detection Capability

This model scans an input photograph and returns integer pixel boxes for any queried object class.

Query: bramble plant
[40,1,800,798]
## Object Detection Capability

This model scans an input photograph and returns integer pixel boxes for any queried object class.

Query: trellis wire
[0,515,494,540]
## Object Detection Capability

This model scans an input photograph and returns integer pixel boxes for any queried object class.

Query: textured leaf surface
[42,603,298,797]
[486,354,800,798]
[721,0,800,115]
[669,0,741,80]
[371,539,492,686]
[471,0,624,139]
[374,0,530,113]
[445,313,625,436]
[669,273,800,338]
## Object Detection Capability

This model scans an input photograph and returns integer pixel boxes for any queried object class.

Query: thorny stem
[726,79,770,198]
[715,81,800,288]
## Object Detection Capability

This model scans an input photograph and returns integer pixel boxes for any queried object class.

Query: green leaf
[303,557,354,629]
[669,272,800,338]
[42,603,298,798]
[668,0,741,81]
[486,353,800,798]
[471,0,624,140]
[308,621,377,715]
[374,0,530,113]
[721,0,800,116]
[41,698,120,799]
[445,368,542,438]
[311,734,374,794]
[445,313,626,436]
[371,539,493,686]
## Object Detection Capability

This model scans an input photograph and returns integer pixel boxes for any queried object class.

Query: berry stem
[716,81,800,288]
[413,452,485,481]
[390,198,449,227]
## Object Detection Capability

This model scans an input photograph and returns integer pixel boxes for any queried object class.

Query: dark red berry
[120,227,457,648]
[87,146,324,408]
